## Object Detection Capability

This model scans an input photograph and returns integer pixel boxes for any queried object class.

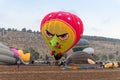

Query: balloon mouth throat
[51,50,63,60]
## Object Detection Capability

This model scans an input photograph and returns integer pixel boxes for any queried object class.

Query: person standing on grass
[17,60,21,71]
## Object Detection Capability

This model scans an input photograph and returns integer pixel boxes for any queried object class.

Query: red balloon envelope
[40,11,84,60]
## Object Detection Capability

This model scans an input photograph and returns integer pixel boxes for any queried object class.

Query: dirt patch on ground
[0,65,120,80]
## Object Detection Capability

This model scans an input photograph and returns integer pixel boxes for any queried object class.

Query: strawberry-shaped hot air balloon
[40,11,84,60]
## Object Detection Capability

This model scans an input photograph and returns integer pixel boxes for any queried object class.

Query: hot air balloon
[76,39,89,46]
[0,43,30,65]
[82,47,94,56]
[40,11,84,60]
[66,51,95,65]
[72,39,89,52]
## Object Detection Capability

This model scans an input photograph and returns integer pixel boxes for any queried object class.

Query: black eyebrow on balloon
[57,33,68,37]
[46,30,54,36]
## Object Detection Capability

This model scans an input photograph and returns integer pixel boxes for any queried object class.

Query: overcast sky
[0,0,120,39]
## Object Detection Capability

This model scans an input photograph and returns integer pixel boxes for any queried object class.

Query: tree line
[1,27,120,43]
[83,35,120,44]
[0,27,40,34]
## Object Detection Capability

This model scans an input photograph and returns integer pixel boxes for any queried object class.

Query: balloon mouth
[55,45,61,49]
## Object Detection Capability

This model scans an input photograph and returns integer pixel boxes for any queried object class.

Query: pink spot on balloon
[49,15,52,17]
[58,13,62,16]
[78,21,80,25]
[67,17,71,20]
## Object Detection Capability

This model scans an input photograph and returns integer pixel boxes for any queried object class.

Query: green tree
[115,51,119,55]
[29,48,40,62]
[1,28,6,36]
[101,55,107,61]
[27,29,32,33]
[7,28,12,31]
[94,54,99,61]
[45,54,49,61]
[117,56,120,61]
[109,54,115,60]
[12,28,15,31]
[22,28,26,32]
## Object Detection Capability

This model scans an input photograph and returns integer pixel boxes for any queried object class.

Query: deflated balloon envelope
[0,44,16,64]
[0,43,30,65]
[40,11,84,60]
[66,51,95,64]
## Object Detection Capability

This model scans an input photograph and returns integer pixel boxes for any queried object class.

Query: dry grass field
[0,65,120,80]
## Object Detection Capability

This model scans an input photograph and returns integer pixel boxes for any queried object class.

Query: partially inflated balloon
[82,47,94,56]
[40,11,84,60]
[0,42,31,65]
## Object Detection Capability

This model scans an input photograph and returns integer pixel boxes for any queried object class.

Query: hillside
[0,29,50,57]
[83,35,120,55]
[1,28,120,61]
[83,35,120,61]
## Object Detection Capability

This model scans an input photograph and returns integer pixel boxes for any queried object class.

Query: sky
[0,0,120,39]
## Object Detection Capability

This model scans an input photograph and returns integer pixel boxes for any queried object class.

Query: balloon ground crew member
[17,60,21,71]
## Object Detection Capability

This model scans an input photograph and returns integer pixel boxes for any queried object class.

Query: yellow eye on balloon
[57,33,69,40]
[45,30,54,38]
